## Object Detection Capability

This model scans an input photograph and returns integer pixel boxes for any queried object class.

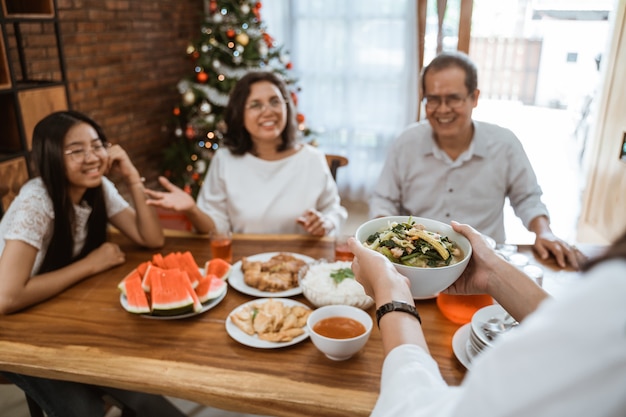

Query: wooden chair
[0,376,45,417]
[325,154,348,181]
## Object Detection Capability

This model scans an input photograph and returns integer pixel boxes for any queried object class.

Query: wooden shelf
[0,35,9,89]
[1,0,54,18]
[18,85,67,150]
[0,156,28,214]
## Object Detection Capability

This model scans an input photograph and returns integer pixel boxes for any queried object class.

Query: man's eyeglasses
[64,141,111,163]
[245,97,285,114]
[422,93,473,110]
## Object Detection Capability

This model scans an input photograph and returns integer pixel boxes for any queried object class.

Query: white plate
[226,298,311,349]
[228,252,315,297]
[470,304,510,345]
[452,323,472,369]
[120,284,227,320]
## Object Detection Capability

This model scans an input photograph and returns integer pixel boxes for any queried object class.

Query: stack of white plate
[465,304,518,363]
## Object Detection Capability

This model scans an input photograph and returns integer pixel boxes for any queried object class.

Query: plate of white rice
[298,260,374,310]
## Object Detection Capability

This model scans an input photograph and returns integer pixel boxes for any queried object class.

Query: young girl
[0,110,185,416]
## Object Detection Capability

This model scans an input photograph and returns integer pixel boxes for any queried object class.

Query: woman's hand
[145,176,196,212]
[84,242,126,273]
[105,144,142,185]
[348,237,411,301]
[296,209,333,237]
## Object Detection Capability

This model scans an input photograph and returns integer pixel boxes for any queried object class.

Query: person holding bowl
[348,222,625,416]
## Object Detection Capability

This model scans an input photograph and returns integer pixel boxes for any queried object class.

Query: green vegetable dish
[363,218,464,268]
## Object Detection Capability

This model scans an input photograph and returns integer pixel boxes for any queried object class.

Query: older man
[369,50,579,268]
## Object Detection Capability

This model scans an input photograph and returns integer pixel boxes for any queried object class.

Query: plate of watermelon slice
[118,251,230,319]
[228,252,315,298]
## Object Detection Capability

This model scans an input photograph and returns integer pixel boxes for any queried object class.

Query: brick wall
[56,0,202,188]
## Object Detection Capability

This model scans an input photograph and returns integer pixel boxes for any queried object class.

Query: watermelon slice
[177,251,203,288]
[204,258,232,280]
[195,274,227,304]
[149,267,196,316]
[118,270,151,314]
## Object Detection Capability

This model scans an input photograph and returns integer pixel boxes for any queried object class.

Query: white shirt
[196,144,347,234]
[371,259,626,417]
[0,177,129,275]
[369,120,549,243]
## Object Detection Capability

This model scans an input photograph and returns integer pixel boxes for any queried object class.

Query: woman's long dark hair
[582,230,626,271]
[222,71,298,155]
[30,111,109,274]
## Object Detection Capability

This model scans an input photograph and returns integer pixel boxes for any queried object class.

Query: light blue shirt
[369,120,549,243]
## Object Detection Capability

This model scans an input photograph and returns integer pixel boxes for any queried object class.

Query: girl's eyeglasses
[64,142,111,163]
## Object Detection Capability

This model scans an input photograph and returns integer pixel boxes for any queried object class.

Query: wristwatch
[376,301,422,328]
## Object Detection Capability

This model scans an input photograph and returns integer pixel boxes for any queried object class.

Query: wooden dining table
[0,231,601,417]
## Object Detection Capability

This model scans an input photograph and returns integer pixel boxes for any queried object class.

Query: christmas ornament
[236,33,249,46]
[182,90,195,106]
[196,71,209,83]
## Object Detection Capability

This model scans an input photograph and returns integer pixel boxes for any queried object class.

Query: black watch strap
[376,301,422,328]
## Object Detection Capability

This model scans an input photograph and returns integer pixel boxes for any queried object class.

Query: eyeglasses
[422,93,473,110]
[245,97,285,114]
[64,141,111,163]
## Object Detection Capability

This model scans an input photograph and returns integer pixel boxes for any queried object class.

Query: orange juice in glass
[210,230,232,263]
[334,234,354,261]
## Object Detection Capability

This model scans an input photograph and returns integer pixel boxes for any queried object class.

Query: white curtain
[263,0,418,203]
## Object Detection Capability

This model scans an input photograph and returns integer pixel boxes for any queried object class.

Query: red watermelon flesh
[150,268,196,316]
[141,264,157,292]
[119,270,151,314]
[136,261,151,277]
[178,251,203,288]
[177,269,203,313]
[204,258,232,280]
[195,274,227,304]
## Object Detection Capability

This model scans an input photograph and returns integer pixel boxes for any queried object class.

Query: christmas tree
[162,0,308,198]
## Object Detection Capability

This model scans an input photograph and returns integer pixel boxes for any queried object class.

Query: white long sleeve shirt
[196,144,347,234]
[369,120,549,243]
[371,259,626,417]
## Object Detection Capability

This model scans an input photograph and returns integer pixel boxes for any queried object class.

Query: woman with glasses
[145,71,347,236]
[369,50,579,269]
[0,110,185,416]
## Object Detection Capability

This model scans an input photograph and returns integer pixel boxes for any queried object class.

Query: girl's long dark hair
[30,111,109,274]
[583,230,626,271]
[222,71,298,155]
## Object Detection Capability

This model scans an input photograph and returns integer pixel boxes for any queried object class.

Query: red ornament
[192,172,200,181]
[226,28,236,38]
[196,71,208,83]
[285,62,293,70]
[209,0,217,13]
[255,2,262,9]
[173,107,181,116]
[185,125,195,139]
[183,184,192,195]
[192,51,200,60]
[296,113,305,123]
[262,32,274,47]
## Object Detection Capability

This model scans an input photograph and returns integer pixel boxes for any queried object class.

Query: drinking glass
[334,234,354,261]
[210,230,233,263]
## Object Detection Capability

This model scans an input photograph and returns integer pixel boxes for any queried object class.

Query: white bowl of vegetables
[299,260,374,310]
[355,216,472,299]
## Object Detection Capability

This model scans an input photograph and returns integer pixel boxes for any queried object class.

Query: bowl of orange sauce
[307,305,373,361]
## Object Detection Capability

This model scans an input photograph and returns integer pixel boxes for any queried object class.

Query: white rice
[300,261,374,309]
